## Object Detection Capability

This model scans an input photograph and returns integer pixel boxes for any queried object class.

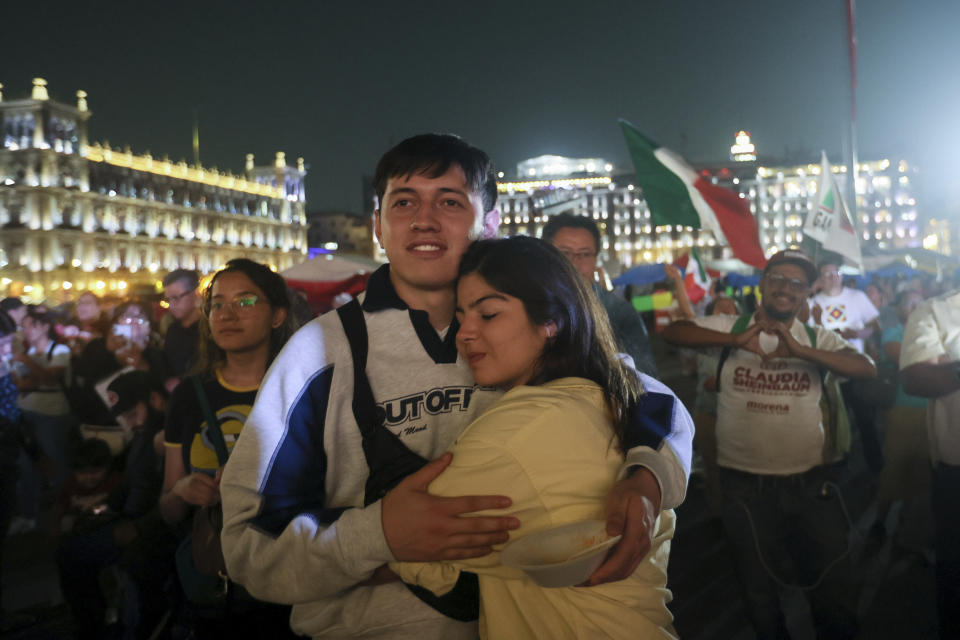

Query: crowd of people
[0,133,957,640]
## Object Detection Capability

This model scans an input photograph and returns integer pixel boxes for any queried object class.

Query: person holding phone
[73,302,167,425]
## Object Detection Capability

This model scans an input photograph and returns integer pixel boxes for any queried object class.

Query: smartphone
[112,324,134,341]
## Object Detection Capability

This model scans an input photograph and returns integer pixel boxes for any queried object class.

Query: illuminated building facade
[307,211,375,257]
[496,167,724,272]
[517,155,613,179]
[699,159,921,258]
[0,78,308,302]
[497,132,921,273]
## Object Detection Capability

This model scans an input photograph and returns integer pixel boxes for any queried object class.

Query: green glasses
[207,294,262,316]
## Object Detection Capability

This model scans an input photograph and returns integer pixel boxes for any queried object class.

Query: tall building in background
[306,210,375,258]
[0,78,308,302]
[495,131,922,275]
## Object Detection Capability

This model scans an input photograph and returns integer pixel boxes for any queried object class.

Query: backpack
[715,314,851,464]
[336,299,480,622]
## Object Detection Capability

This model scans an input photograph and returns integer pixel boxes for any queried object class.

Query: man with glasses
[664,249,875,639]
[812,259,880,353]
[161,269,200,392]
[542,213,657,376]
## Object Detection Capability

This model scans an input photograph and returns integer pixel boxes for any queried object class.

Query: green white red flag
[619,120,767,270]
[685,246,710,303]
[802,151,863,270]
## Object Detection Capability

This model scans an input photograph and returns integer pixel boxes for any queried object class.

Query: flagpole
[193,108,201,167]
[845,0,860,252]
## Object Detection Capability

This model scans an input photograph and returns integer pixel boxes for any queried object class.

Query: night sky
[2,0,958,216]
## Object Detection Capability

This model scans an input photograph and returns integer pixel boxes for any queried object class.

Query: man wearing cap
[57,371,173,639]
[664,249,875,640]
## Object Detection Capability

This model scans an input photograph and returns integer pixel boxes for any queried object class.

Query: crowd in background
[0,262,304,638]
[0,248,957,639]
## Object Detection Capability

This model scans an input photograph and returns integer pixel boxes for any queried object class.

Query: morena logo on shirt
[378,386,475,426]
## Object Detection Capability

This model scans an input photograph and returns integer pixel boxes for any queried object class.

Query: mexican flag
[619,120,767,270]
[684,246,711,303]
[674,247,711,303]
[802,151,863,271]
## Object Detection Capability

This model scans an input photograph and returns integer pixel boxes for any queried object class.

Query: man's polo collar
[359,263,459,363]
[361,264,407,312]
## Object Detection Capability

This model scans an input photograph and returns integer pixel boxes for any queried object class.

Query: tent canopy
[282,253,383,316]
[281,253,383,282]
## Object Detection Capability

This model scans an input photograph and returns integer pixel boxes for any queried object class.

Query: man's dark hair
[73,437,112,470]
[541,213,601,253]
[373,133,498,214]
[457,236,643,453]
[0,297,24,314]
[162,269,199,291]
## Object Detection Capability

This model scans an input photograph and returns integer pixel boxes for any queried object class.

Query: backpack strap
[335,299,480,622]
[803,323,817,350]
[191,375,229,467]
[715,314,754,393]
[335,299,380,439]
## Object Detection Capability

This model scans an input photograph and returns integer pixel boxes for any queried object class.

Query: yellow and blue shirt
[164,370,258,474]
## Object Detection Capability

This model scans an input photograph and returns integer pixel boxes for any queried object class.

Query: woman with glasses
[159,258,299,638]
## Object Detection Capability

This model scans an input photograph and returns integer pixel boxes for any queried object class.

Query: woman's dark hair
[0,297,24,314]
[457,236,644,453]
[705,296,741,316]
[110,300,155,328]
[193,258,298,375]
[0,310,16,337]
[24,305,60,341]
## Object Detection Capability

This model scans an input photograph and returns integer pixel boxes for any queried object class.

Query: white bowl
[500,519,622,588]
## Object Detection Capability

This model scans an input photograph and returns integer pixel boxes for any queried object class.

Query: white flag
[803,151,863,270]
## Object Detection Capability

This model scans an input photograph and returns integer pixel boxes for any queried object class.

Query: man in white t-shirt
[812,259,884,472]
[900,288,960,638]
[664,249,875,640]
[811,261,880,353]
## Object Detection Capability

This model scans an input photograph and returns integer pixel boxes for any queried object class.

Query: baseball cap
[106,370,151,417]
[763,250,819,285]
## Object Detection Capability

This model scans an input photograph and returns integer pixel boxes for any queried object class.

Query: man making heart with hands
[664,249,875,640]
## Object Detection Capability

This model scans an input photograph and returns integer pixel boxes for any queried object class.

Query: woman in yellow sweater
[391,236,677,639]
